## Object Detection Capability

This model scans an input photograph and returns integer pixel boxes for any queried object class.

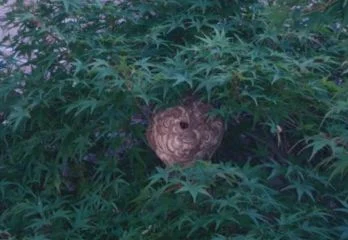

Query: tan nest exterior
[146,100,224,167]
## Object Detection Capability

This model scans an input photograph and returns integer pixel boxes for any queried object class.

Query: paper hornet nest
[146,100,224,167]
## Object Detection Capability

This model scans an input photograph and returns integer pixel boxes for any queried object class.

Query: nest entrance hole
[179,121,189,129]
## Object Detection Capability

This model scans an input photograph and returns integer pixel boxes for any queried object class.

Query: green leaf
[64,99,99,117]
[175,181,212,203]
[281,181,316,202]
[7,105,31,131]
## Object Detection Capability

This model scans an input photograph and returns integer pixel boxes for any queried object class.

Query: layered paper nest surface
[146,100,224,166]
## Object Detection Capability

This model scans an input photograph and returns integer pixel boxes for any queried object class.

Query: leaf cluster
[0,0,348,239]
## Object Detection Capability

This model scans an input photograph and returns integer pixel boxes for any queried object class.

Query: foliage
[0,0,348,239]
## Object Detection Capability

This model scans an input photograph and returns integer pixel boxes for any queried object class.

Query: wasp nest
[146,100,224,167]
